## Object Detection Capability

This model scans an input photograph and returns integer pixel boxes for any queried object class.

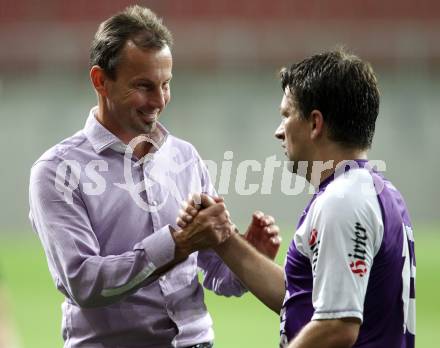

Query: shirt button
[151,200,157,206]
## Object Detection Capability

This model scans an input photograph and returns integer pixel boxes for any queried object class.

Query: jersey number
[401,224,416,335]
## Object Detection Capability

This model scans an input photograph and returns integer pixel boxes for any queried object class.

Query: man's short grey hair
[90,5,173,79]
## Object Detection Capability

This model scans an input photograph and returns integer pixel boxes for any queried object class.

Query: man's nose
[274,121,285,140]
[150,88,166,109]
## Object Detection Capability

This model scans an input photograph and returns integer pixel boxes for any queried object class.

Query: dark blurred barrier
[0,0,439,71]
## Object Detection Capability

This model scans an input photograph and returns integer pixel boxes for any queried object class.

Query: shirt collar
[83,106,169,155]
[318,159,371,191]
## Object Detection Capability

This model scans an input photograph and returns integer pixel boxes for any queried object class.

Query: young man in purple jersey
[178,49,416,347]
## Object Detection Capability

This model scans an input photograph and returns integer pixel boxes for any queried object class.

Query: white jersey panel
[294,168,384,322]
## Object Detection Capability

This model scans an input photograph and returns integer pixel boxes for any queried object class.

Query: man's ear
[90,66,109,97]
[309,109,324,140]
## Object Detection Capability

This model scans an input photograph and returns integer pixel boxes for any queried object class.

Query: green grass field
[0,226,438,348]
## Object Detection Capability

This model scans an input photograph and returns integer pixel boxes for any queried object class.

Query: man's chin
[145,122,156,133]
[137,121,156,135]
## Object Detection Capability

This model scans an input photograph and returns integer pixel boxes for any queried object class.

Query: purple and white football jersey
[280,160,416,347]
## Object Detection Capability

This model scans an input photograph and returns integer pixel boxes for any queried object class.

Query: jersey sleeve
[301,177,384,322]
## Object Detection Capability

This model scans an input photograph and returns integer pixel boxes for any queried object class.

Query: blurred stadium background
[0,0,439,347]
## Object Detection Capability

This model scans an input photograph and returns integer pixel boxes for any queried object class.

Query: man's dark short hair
[90,5,173,79]
[280,48,380,149]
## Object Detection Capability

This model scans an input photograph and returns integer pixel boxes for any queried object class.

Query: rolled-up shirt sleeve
[29,159,176,308]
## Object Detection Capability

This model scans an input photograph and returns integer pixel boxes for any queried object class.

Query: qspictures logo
[113,135,199,212]
[54,138,388,213]
[348,222,368,277]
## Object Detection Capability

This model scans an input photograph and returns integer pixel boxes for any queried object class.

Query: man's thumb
[201,193,217,208]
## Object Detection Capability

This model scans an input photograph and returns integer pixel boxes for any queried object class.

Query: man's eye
[137,84,152,90]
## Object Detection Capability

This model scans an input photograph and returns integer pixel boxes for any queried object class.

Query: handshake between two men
[173,193,281,261]
[170,193,286,314]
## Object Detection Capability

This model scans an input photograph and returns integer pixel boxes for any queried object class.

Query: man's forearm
[287,319,360,348]
[214,233,285,313]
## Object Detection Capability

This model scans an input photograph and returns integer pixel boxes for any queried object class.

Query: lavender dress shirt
[29,107,246,348]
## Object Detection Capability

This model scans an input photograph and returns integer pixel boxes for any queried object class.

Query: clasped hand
[176,193,281,260]
[171,194,235,257]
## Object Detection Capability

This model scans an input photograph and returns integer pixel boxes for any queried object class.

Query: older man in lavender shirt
[28,6,280,348]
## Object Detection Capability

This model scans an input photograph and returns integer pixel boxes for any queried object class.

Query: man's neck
[307,147,368,187]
